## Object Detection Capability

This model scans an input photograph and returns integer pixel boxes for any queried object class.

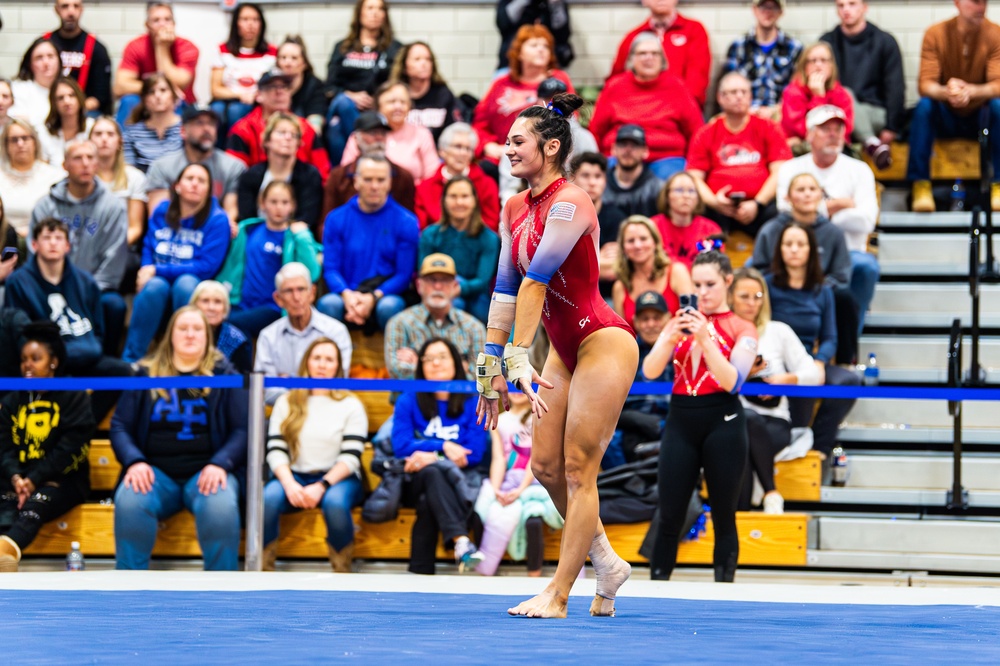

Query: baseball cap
[806,105,847,131]
[181,104,220,124]
[615,124,647,146]
[257,68,293,89]
[634,291,668,314]
[420,253,457,277]
[537,77,568,101]
[354,110,392,133]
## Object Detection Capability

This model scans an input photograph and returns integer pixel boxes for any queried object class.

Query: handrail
[969,207,984,386]
[947,318,967,510]
[978,114,996,274]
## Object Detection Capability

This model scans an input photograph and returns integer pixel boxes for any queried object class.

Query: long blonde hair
[279,337,350,462]
[732,267,772,337]
[141,305,222,400]
[615,215,671,286]
[89,116,128,191]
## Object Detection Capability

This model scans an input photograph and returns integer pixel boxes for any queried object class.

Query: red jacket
[414,163,500,232]
[609,14,711,107]
[226,107,331,181]
[589,72,705,161]
[472,70,574,156]
[780,80,854,141]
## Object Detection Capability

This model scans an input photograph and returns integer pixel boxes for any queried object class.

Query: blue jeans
[123,273,201,362]
[453,291,491,324]
[906,98,1000,181]
[210,100,255,145]
[228,304,282,339]
[316,292,406,330]
[263,473,362,551]
[850,250,880,336]
[325,93,360,166]
[114,466,242,571]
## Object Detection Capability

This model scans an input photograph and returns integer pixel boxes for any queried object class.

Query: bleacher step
[878,211,974,229]
[816,516,1000,558]
[817,487,1000,509]
[847,398,997,429]
[840,425,1000,446]
[843,452,1000,492]
[868,283,1000,328]
[858,335,1000,383]
[806,549,1000,574]
[876,233,994,277]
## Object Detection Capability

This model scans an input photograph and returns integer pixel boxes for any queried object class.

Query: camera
[678,294,698,334]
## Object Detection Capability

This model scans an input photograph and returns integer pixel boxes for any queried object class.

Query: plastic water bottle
[831,445,850,487]
[950,179,966,212]
[864,353,880,386]
[66,541,85,571]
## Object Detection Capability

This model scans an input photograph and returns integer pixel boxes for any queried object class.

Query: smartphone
[729,191,747,206]
[678,294,698,334]
[1,247,16,262]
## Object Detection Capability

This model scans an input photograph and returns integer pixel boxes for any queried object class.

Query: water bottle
[863,353,879,386]
[950,179,966,212]
[831,445,850,487]
[66,541,85,571]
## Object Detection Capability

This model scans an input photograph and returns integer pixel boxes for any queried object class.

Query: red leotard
[501,179,633,373]
[672,310,757,396]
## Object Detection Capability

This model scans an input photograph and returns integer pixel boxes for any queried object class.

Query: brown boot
[0,535,21,572]
[912,180,935,213]
[327,543,354,573]
[262,541,278,572]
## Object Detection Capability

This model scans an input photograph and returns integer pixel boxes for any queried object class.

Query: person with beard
[601,125,663,218]
[41,0,113,116]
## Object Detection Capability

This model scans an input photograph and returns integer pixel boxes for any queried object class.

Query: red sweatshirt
[226,107,331,181]
[471,70,574,156]
[414,163,500,232]
[780,80,854,141]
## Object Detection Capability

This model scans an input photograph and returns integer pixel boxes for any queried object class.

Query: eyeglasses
[735,292,764,301]
[421,353,451,364]
[7,135,34,144]
[271,129,300,139]
[669,188,697,196]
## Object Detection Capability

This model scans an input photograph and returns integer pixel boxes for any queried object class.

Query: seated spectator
[687,72,789,237]
[123,163,231,362]
[0,120,65,236]
[43,0,113,116]
[909,2,1000,212]
[723,0,802,119]
[227,69,331,181]
[323,0,402,164]
[496,0,572,70]
[189,279,252,373]
[37,77,94,167]
[570,152,627,298]
[111,305,248,571]
[752,173,856,363]
[29,140,128,354]
[236,112,322,231]
[384,252,487,379]
[765,222,858,460]
[263,337,367,572]
[220,181,320,338]
[731,267,820,514]
[821,0,904,169]
[112,2,198,126]
[0,80,14,131]
[650,171,722,270]
[0,309,31,382]
[256,262,352,404]
[392,337,489,574]
[0,195,19,288]
[777,105,879,334]
[145,106,246,228]
[590,32,704,177]
[318,155,418,329]
[9,38,61,128]
[122,73,182,173]
[781,42,854,151]
[473,390,558,577]
[472,25,573,163]
[609,0,711,107]
[391,41,459,143]
[0,321,94,572]
[418,181,500,323]
[210,2,276,135]
[415,123,499,232]
[341,82,439,184]
[602,125,664,218]
[612,215,692,322]
[277,36,326,135]
[5,216,132,421]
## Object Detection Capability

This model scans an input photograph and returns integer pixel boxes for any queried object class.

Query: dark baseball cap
[634,290,668,314]
[537,77,568,101]
[181,104,220,124]
[615,124,647,146]
[354,111,391,133]
[257,68,293,89]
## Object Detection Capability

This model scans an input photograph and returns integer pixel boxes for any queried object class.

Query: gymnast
[476,92,639,618]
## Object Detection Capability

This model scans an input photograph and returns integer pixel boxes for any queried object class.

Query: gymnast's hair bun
[548,92,583,117]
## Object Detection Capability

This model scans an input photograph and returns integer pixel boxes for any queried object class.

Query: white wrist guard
[504,344,533,386]
[476,353,502,399]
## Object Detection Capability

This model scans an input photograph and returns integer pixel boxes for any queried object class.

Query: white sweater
[740,320,821,421]
[266,393,369,477]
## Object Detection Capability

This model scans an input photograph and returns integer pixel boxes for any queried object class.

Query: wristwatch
[320,478,332,489]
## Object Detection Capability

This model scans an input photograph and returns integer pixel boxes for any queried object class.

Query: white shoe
[762,492,784,515]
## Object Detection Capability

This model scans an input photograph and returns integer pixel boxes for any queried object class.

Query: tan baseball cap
[420,253,457,277]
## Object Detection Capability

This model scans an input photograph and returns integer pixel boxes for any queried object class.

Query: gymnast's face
[506,118,547,180]
[691,263,732,314]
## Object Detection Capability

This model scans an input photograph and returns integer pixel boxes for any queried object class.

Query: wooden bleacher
[861,138,980,182]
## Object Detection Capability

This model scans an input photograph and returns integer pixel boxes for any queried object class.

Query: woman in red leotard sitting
[641,249,758,583]
[611,214,692,324]
[475,92,639,619]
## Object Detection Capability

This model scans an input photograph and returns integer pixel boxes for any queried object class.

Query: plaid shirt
[383,304,486,380]
[724,29,803,108]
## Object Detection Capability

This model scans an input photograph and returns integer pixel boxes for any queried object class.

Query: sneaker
[992,183,1000,212]
[454,540,484,573]
[912,180,936,213]
[762,492,785,515]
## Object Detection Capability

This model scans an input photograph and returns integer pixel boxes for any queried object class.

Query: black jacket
[236,160,323,231]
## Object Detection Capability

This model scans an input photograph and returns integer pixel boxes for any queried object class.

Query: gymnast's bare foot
[507,587,568,618]
[589,541,631,616]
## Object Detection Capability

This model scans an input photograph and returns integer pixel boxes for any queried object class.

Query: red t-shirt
[651,214,722,270]
[686,115,791,199]
[119,34,199,103]
[471,70,574,155]
[414,163,499,232]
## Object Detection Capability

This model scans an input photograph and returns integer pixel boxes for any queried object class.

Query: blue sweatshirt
[391,392,488,466]
[766,274,838,363]
[322,195,419,296]
[142,198,231,282]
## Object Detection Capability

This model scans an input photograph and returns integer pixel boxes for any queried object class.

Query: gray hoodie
[29,178,128,291]
[751,211,852,290]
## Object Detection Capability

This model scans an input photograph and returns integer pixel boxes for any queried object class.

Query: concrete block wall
[1,1,999,108]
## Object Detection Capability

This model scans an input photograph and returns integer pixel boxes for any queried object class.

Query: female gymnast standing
[476,92,639,618]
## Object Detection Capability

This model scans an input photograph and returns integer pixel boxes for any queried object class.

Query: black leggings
[651,393,748,582]
[739,410,791,510]
[788,364,858,456]
[404,464,474,575]
[0,478,88,550]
